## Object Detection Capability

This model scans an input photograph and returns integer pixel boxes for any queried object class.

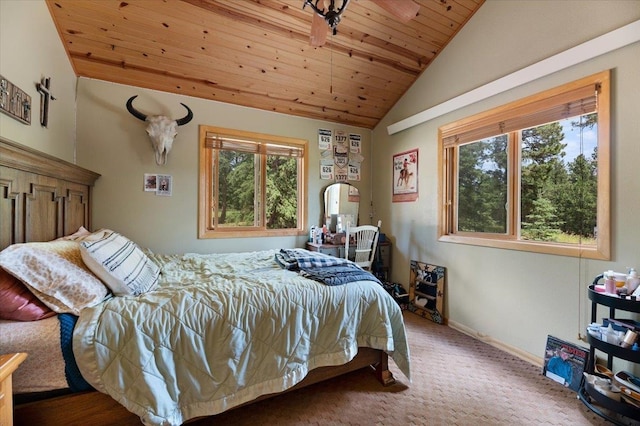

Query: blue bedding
[58,313,92,392]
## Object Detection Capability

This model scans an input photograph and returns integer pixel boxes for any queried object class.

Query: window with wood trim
[438,70,610,259]
[198,126,307,239]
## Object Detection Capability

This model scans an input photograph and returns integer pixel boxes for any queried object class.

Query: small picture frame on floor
[408,261,445,324]
[542,335,588,392]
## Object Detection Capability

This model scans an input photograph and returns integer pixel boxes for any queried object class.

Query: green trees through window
[198,126,307,238]
[520,115,597,244]
[458,135,508,234]
[266,155,299,229]
[439,71,610,259]
[216,150,256,227]
[457,115,598,243]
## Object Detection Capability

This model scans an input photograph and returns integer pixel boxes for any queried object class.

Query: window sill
[198,229,305,239]
[438,234,609,260]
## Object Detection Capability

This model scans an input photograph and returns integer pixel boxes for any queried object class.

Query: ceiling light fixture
[303,0,420,47]
[303,0,350,37]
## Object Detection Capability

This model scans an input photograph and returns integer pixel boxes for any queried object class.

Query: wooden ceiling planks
[58,1,411,93]
[46,0,484,129]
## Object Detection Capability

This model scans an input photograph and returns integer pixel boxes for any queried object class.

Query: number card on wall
[348,164,361,181]
[318,128,332,151]
[317,128,366,182]
[333,142,348,170]
[335,166,348,182]
[349,133,361,153]
[320,162,334,180]
[334,130,348,147]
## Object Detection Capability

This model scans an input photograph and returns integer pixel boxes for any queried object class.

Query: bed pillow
[0,241,109,315]
[80,230,160,296]
[56,226,92,241]
[0,268,55,321]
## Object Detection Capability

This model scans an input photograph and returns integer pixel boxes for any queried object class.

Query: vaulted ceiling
[46,0,484,129]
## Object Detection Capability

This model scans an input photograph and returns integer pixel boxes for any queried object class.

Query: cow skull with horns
[126,95,194,165]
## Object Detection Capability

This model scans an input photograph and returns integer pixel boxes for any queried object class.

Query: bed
[0,137,410,425]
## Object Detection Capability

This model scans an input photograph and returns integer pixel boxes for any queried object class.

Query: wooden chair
[345,220,382,270]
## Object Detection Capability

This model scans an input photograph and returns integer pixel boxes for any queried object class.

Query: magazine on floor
[542,335,589,392]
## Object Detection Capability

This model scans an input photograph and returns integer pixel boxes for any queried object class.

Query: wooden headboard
[0,137,100,250]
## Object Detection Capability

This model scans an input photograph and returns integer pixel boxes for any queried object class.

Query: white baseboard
[447,319,544,368]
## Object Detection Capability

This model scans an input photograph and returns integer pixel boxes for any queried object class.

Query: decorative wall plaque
[0,75,31,125]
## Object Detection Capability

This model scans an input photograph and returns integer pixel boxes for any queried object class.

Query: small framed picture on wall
[157,174,172,196]
[392,149,418,202]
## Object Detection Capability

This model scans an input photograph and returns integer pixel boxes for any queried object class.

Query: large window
[198,126,307,238]
[438,70,610,259]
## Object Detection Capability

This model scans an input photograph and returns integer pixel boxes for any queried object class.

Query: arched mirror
[324,183,360,233]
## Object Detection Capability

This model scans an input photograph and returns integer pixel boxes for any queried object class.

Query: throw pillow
[0,241,109,315]
[80,230,160,296]
[0,268,55,321]
[56,226,92,241]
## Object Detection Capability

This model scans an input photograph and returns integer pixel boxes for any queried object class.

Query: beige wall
[0,0,77,162]
[373,0,640,362]
[75,78,373,253]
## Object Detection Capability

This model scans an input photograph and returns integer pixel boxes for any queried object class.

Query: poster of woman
[392,149,418,202]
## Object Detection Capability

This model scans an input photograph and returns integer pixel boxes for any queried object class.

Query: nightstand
[0,353,27,426]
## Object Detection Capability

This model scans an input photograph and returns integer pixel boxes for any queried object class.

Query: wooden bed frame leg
[371,352,396,386]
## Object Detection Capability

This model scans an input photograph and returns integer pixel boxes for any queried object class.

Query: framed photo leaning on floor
[542,335,588,392]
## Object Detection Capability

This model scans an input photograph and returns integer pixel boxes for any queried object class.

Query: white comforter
[73,250,411,426]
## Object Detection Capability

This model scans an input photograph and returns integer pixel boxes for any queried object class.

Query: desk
[305,240,391,280]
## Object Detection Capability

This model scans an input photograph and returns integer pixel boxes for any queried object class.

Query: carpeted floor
[194,312,617,425]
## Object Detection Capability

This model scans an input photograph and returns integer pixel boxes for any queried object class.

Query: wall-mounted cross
[36,77,56,127]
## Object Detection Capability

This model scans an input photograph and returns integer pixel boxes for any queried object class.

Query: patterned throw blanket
[275,249,381,286]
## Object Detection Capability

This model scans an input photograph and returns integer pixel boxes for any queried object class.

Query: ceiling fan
[303,0,421,47]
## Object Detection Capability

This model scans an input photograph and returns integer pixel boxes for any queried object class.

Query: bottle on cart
[628,268,640,294]
[604,270,616,294]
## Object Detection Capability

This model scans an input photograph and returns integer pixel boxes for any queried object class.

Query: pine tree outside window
[438,70,610,259]
[198,126,307,238]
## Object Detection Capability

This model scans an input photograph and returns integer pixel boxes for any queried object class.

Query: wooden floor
[15,391,140,426]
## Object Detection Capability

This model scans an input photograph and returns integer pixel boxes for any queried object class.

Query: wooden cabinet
[0,353,27,426]
[305,241,392,280]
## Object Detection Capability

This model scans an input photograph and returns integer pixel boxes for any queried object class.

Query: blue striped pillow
[80,230,159,296]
